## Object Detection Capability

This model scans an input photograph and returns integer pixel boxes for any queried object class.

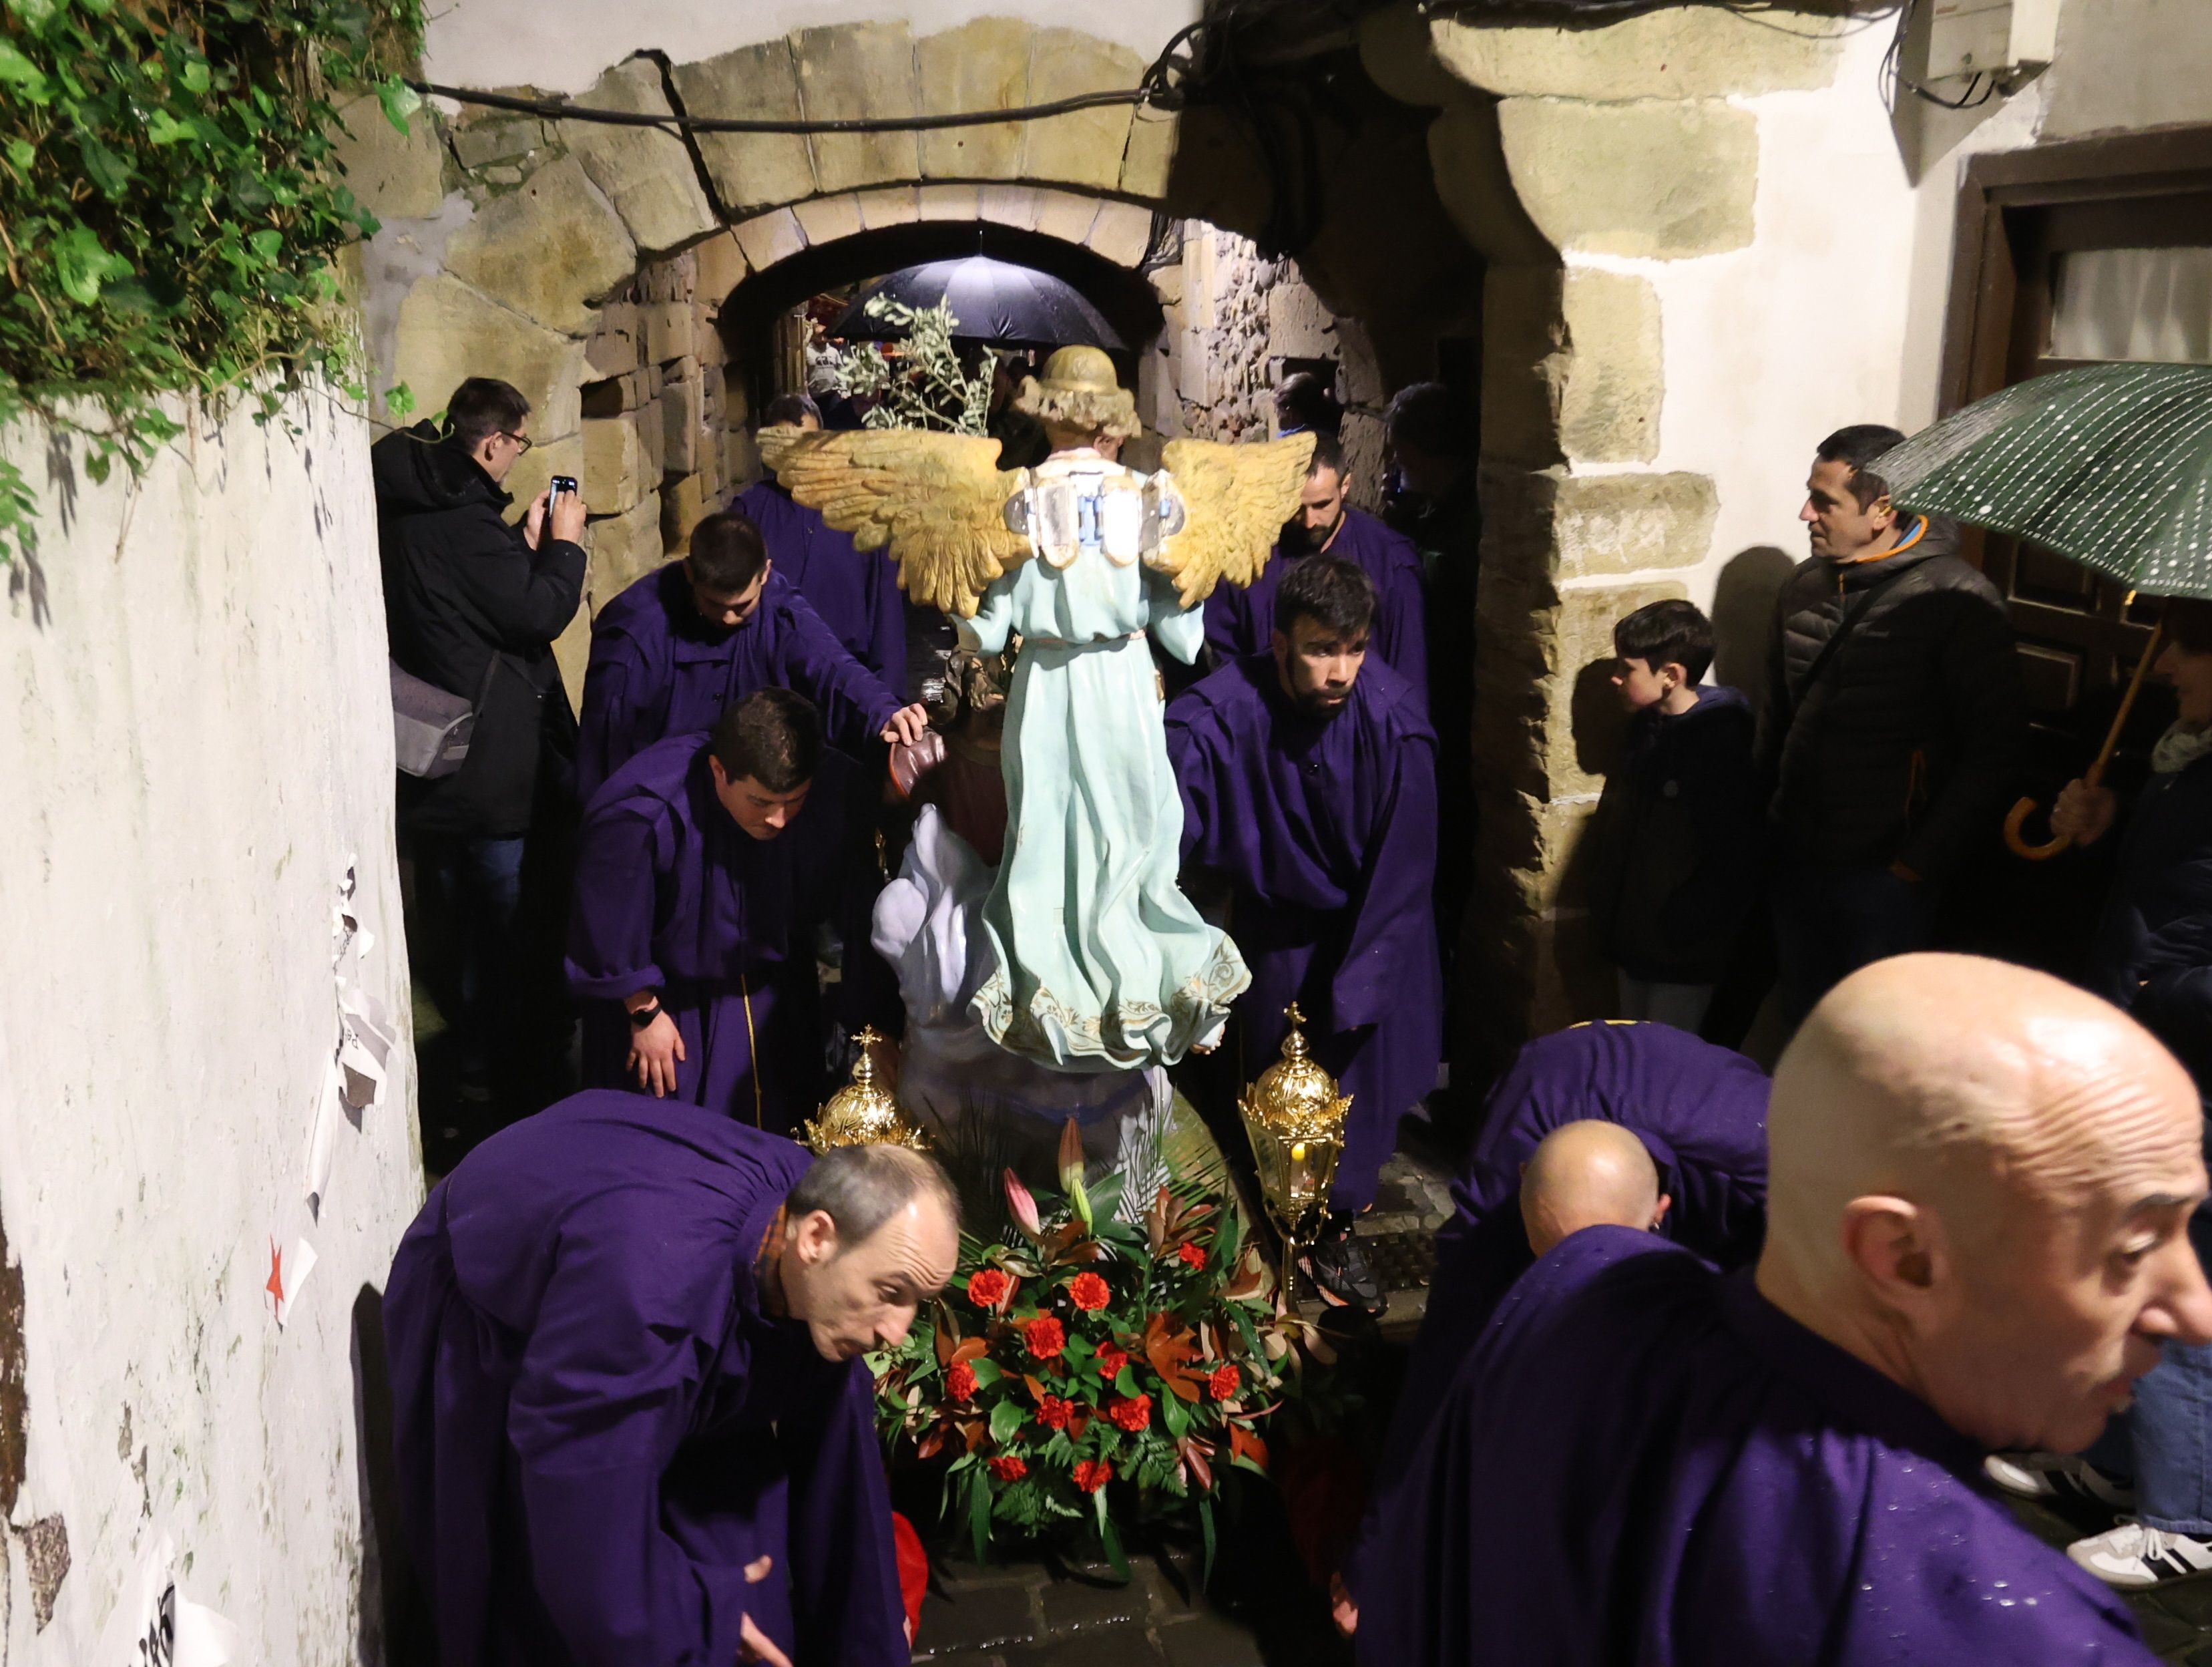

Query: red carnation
[947,1361,978,1401]
[1073,1459,1114,1494]
[1177,1242,1207,1270]
[1036,1395,1072,1431]
[1107,1394,1152,1433]
[1208,1364,1241,1401]
[1096,1342,1129,1380]
[1068,1272,1110,1312]
[967,1268,1013,1308]
[1023,1315,1066,1359]
[987,1454,1028,1481]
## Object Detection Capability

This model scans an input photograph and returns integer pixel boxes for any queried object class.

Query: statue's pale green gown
[959,484,1249,1073]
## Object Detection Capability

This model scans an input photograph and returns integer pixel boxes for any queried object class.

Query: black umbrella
[830,255,1124,351]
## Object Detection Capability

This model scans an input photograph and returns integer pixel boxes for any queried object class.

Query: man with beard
[1203,433,1428,707]
[385,1101,957,1667]
[1168,557,1442,1316]
[576,509,929,801]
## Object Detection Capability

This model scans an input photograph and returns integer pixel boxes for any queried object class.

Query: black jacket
[374,424,586,838]
[1588,685,1763,984]
[1760,520,2025,881]
[2087,750,2212,1098]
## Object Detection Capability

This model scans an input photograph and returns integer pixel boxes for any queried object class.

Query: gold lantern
[799,1028,929,1154]
[1236,1004,1351,1304]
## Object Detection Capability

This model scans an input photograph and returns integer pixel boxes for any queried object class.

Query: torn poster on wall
[262,1235,316,1331]
[111,1531,240,1667]
[306,858,397,1216]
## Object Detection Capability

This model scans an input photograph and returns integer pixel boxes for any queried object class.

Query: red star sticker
[265,1238,285,1305]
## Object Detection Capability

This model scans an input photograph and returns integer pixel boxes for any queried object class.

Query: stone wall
[1141,224,1390,512]
[0,394,423,1662]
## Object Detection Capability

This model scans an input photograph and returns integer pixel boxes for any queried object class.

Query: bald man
[1519,1120,1670,1254]
[1354,956,2212,1666]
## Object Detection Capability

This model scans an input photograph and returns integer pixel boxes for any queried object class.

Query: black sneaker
[1304,1218,1387,1318]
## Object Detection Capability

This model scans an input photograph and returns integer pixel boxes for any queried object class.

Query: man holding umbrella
[1761,423,2026,1027]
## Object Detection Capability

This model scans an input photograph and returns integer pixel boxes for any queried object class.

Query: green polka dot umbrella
[1875,362,2212,599]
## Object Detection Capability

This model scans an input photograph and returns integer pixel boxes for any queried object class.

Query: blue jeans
[1769,862,1935,1029]
[2088,1203,2212,1533]
[411,834,527,1083]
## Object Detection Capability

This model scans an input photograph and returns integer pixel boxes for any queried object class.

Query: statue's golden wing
[1149,433,1317,606]
[756,426,1029,617]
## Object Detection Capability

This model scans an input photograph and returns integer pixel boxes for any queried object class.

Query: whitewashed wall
[0,392,422,1664]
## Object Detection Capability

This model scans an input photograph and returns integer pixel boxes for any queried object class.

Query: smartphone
[549,474,579,498]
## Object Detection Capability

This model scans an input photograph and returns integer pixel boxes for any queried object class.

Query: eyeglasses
[499,431,534,454]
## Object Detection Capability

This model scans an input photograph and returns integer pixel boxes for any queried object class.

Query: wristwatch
[628,999,664,1030]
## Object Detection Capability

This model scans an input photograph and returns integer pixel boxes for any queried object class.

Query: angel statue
[760,346,1313,1087]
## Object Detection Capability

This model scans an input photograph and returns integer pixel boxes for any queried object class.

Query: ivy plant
[0,0,423,562]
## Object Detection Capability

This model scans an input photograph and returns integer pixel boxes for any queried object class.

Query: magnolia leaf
[987,1399,1025,1445]
[951,1335,989,1368]
[1198,1496,1217,1590]
[1113,1364,1138,1398]
[1160,1388,1191,1440]
[969,1358,1003,1388]
[1094,1491,1131,1582]
[969,1467,991,1563]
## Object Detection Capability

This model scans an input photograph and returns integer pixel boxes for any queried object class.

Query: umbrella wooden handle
[2003,620,2165,864]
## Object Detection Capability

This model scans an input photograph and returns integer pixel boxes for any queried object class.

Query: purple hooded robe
[1352,1227,2159,1667]
[383,1090,909,1667]
[1166,654,1442,1210]
[576,564,901,801]
[566,734,892,1133]
[1202,509,1429,709]
[734,478,905,691]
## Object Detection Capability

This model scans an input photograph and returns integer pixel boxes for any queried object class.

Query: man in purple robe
[1367,1021,1771,1513]
[1169,556,1441,1317]
[1203,432,1427,707]
[576,508,927,800]
[568,688,896,1133]
[1350,955,2212,1666]
[734,395,906,693]
[385,1096,957,1667]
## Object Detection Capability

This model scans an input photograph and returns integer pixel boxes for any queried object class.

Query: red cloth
[893,1510,929,1643]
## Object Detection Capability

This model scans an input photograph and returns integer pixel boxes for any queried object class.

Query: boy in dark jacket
[1588,600,1761,1035]
[375,376,587,1121]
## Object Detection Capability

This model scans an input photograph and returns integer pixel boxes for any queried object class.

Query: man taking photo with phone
[376,375,589,1140]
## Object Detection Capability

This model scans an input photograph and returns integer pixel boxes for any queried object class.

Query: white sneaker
[1984,1451,2136,1511]
[2068,1520,2212,1588]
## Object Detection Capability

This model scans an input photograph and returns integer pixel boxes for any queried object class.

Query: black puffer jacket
[2087,749,2212,1097]
[374,424,585,838]
[1761,520,2025,881]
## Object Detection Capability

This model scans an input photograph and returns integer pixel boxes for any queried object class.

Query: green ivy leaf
[0,41,51,101]
[49,224,130,305]
[178,55,210,95]
[384,383,415,418]
[75,130,132,198]
[5,0,60,27]
[248,228,282,262]
[145,110,195,146]
[377,75,419,134]
[3,138,33,174]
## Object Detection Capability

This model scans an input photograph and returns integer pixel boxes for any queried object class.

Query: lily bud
[1004,1167,1043,1239]
[1058,1118,1094,1230]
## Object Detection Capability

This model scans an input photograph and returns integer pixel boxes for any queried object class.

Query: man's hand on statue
[1330,1572,1359,1637]
[628,1011,686,1097]
[736,1612,793,1667]
[2050,779,2119,847]
[880,703,931,747]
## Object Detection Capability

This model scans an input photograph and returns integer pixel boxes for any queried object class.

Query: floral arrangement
[824,295,996,435]
[872,1123,1310,1576]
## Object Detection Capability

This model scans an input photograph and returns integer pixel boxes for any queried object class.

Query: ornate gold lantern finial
[1237,1004,1352,1305]
[800,1028,929,1154]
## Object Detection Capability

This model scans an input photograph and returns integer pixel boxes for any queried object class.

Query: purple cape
[1351,1228,2156,1666]
[1375,1021,1771,1544]
[1166,654,1442,1209]
[734,479,905,690]
[576,564,901,801]
[383,1091,909,1667]
[566,734,893,1132]
[1202,509,1429,707]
